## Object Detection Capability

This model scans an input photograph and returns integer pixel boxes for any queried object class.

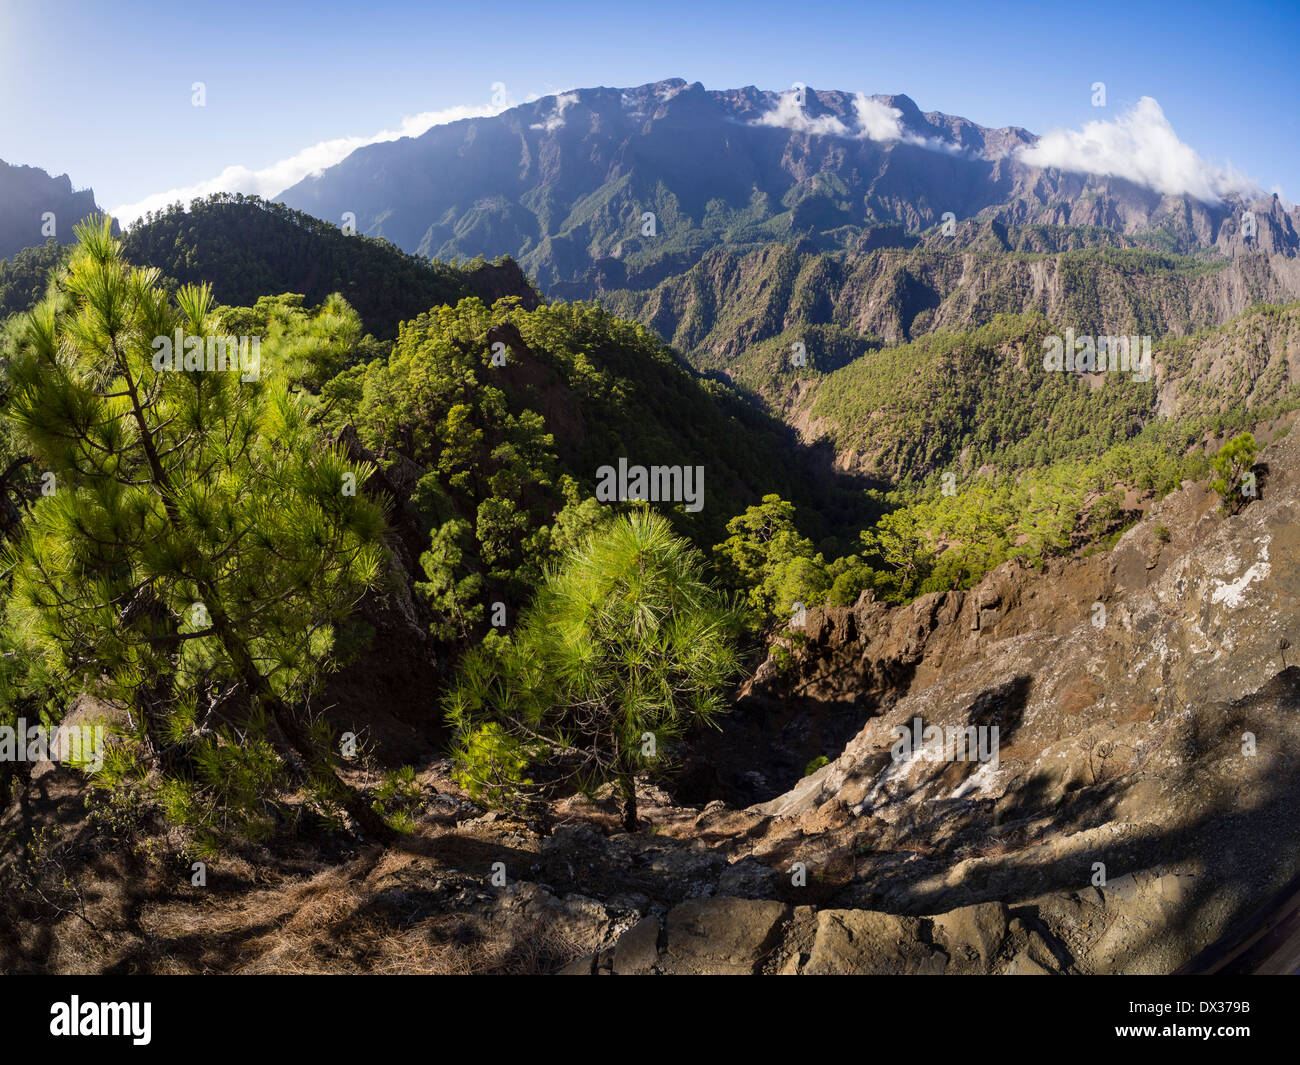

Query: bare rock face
[0,161,111,260]
[728,417,1300,973]
[464,259,541,311]
[803,909,947,975]
[559,892,1075,975]
[548,420,1300,975]
[659,898,790,975]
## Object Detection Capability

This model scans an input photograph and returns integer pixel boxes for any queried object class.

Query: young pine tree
[1210,432,1258,514]
[1,217,390,844]
[445,509,746,830]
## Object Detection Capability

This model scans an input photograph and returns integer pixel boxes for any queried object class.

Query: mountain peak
[0,159,111,260]
[276,79,1298,292]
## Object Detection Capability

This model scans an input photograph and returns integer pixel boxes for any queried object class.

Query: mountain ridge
[276,78,1298,294]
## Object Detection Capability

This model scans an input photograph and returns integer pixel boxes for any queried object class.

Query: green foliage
[327,298,571,630]
[714,440,1197,616]
[0,239,68,322]
[0,217,390,843]
[448,720,534,811]
[416,516,485,641]
[804,755,829,776]
[371,765,424,834]
[1210,432,1258,513]
[857,443,1190,602]
[809,314,1164,483]
[445,511,746,828]
[714,494,841,625]
[156,710,285,857]
[221,291,383,393]
[121,194,477,339]
[324,294,870,641]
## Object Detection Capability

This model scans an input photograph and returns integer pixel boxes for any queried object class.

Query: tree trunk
[619,771,638,832]
[268,699,392,841]
[203,593,393,843]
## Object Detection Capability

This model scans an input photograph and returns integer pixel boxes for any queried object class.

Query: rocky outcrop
[555,413,1300,975]
[555,894,1076,975]
[465,258,541,311]
[725,415,1300,973]
[0,160,109,261]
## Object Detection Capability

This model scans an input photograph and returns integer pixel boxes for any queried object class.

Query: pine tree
[1210,432,1258,514]
[712,494,829,623]
[2,217,391,844]
[445,509,745,830]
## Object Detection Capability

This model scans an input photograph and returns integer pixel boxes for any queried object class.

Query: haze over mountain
[278,79,1299,294]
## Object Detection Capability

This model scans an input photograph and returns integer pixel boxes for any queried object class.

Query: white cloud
[1015,96,1258,203]
[754,90,958,153]
[529,91,579,132]
[754,90,851,137]
[110,100,519,226]
[852,95,904,141]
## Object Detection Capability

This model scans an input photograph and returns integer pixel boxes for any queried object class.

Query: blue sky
[1,0,1296,220]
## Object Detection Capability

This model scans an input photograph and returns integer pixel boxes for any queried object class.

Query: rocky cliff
[0,160,109,261]
[550,411,1300,974]
[604,242,1300,368]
